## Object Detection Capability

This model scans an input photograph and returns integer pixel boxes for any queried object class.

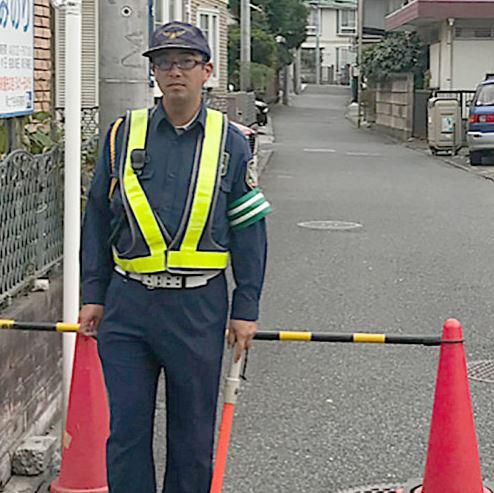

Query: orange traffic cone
[410,319,491,493]
[51,334,109,493]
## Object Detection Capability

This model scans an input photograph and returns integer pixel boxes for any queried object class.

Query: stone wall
[374,73,415,140]
[0,276,63,488]
[34,0,53,113]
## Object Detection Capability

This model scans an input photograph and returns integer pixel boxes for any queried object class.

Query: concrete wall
[34,0,53,112]
[427,19,494,90]
[375,73,414,140]
[453,40,494,90]
[0,277,63,488]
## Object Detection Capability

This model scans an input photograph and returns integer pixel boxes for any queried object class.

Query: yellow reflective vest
[112,107,230,274]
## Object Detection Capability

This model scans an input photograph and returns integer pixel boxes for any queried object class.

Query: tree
[361,32,428,88]
[228,0,308,93]
[228,0,308,51]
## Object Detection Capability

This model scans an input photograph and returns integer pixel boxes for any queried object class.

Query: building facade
[302,0,357,84]
[386,0,494,91]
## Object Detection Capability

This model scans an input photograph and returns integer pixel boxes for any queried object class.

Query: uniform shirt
[81,101,268,321]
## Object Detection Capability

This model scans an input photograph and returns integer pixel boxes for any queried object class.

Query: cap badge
[164,29,186,40]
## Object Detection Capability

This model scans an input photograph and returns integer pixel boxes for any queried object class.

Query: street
[220,85,494,492]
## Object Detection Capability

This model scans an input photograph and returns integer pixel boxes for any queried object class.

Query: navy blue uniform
[81,101,268,493]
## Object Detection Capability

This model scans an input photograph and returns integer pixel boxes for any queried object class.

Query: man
[78,21,270,493]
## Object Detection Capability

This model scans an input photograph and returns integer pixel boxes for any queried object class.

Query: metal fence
[54,106,99,140]
[432,90,476,120]
[0,147,64,305]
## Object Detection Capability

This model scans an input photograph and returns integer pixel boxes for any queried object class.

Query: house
[54,0,229,114]
[302,0,357,84]
[386,0,494,91]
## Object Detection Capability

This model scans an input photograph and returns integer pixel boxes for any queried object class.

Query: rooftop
[306,0,357,9]
[386,0,494,30]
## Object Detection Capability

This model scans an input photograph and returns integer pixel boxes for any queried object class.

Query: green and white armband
[227,188,272,231]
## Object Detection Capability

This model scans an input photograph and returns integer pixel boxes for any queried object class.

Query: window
[337,9,356,36]
[154,0,185,28]
[55,0,98,108]
[306,7,320,36]
[197,9,219,87]
[475,85,494,107]
[336,47,350,70]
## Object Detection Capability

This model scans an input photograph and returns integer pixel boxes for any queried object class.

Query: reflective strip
[179,109,223,254]
[168,250,229,269]
[55,323,80,332]
[229,201,271,227]
[227,191,264,217]
[114,108,228,273]
[114,108,166,272]
[0,319,14,329]
[279,331,312,341]
[113,250,166,274]
[353,333,386,343]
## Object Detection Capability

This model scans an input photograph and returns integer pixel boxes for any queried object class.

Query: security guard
[79,22,270,493]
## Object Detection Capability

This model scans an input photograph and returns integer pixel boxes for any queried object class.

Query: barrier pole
[0,321,442,347]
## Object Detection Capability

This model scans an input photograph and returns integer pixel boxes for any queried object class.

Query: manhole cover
[467,360,494,383]
[336,486,403,493]
[297,220,363,231]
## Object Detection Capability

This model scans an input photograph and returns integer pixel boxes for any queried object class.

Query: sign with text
[0,0,34,118]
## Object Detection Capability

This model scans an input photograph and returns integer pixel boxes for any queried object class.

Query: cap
[143,21,211,61]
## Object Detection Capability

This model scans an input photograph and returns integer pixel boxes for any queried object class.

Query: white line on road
[346,152,382,157]
[303,148,337,153]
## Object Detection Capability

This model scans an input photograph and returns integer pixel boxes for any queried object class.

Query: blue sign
[0,0,34,118]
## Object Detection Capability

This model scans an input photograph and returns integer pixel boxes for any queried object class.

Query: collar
[151,99,207,133]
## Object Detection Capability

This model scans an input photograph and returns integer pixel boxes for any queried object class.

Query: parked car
[231,121,259,162]
[468,75,494,165]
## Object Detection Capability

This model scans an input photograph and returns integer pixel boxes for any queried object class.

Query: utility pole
[294,48,301,94]
[62,0,81,419]
[357,0,364,128]
[240,0,251,91]
[315,1,321,85]
[99,0,153,136]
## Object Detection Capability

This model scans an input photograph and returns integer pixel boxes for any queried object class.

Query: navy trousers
[97,272,228,493]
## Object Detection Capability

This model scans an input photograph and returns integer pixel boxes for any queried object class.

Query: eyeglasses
[153,57,205,71]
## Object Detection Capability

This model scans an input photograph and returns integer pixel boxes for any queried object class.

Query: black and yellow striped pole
[0,320,442,346]
[254,331,442,346]
[0,320,80,332]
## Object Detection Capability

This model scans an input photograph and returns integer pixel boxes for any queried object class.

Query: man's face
[152,49,213,103]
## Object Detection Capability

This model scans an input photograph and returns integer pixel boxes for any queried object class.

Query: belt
[114,266,219,289]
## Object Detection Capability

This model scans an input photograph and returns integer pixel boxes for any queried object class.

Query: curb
[344,106,494,185]
[258,149,274,177]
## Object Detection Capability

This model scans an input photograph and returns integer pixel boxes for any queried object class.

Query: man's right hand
[79,304,104,337]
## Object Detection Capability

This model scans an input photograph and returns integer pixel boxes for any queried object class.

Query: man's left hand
[227,319,257,362]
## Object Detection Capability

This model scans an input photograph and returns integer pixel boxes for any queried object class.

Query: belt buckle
[141,274,156,289]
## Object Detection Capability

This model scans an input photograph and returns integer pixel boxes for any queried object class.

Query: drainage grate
[467,360,494,383]
[297,220,363,231]
[336,486,403,493]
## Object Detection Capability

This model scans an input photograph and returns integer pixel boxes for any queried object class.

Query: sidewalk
[256,116,275,177]
[345,105,494,183]
[405,138,494,183]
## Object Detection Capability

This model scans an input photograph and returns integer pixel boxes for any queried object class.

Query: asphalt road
[153,85,494,492]
[221,85,494,492]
